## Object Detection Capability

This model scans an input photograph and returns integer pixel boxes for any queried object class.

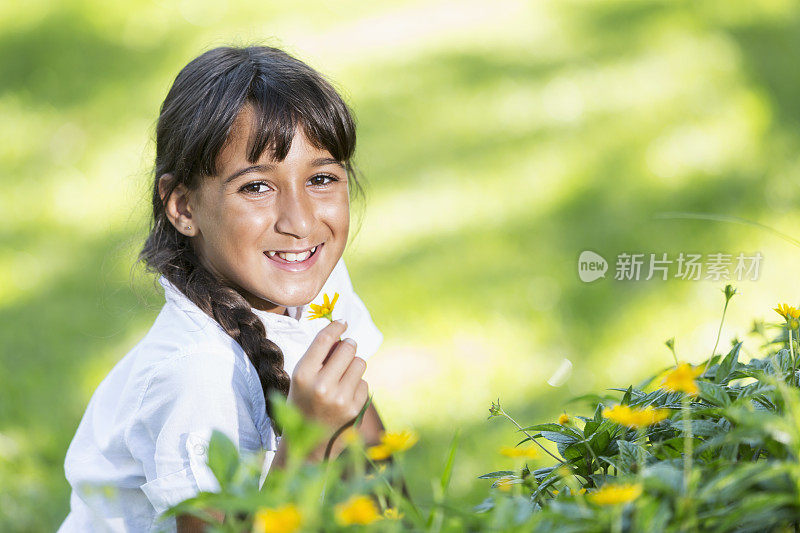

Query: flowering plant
[168,284,800,531]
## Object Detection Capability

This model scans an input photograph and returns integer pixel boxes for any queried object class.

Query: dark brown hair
[139,45,361,432]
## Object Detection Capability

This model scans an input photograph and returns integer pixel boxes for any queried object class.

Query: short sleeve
[327,259,384,361]
[126,349,268,515]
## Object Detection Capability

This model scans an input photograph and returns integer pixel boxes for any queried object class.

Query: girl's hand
[287,319,370,442]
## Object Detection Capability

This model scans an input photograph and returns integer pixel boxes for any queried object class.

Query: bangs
[157,45,359,193]
[242,70,356,166]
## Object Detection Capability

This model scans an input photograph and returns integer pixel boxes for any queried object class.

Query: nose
[274,186,314,239]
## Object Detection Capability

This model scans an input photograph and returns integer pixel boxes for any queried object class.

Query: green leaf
[268,390,326,463]
[668,418,724,437]
[477,470,517,479]
[774,349,792,373]
[439,428,460,494]
[593,403,605,424]
[634,498,671,533]
[531,466,557,481]
[621,385,633,406]
[520,423,567,433]
[643,461,683,494]
[540,431,579,444]
[715,342,742,385]
[561,444,583,463]
[206,430,239,489]
[473,496,494,513]
[615,439,651,474]
[588,429,611,455]
[697,380,731,407]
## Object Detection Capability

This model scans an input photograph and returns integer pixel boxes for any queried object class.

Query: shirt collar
[158,275,308,329]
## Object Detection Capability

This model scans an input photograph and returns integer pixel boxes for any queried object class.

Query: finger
[339,356,367,393]
[299,319,348,371]
[318,338,357,385]
[353,379,369,407]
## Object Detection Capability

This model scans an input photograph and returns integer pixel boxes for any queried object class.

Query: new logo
[578,251,607,282]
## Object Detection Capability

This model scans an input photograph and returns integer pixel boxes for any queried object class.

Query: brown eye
[240,181,270,194]
[309,174,338,186]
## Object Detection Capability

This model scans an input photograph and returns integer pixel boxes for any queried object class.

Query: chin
[268,286,320,308]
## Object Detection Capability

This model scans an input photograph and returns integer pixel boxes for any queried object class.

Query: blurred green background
[3,0,800,529]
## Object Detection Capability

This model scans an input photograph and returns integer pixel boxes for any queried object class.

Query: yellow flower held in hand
[252,504,303,533]
[603,404,669,429]
[499,445,540,459]
[588,483,643,506]
[661,362,704,395]
[367,429,418,460]
[308,292,339,321]
[334,495,381,526]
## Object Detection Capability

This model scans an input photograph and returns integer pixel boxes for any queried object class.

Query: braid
[140,228,291,435]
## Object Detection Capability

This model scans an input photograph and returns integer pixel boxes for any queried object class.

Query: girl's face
[182,105,350,314]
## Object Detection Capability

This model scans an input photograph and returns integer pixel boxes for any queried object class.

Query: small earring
[185,225,192,230]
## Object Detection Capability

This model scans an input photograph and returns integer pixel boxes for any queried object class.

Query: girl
[59,45,387,532]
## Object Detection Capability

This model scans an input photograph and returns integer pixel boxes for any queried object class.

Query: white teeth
[276,250,311,262]
[267,246,318,262]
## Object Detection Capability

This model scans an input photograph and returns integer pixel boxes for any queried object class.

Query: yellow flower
[499,445,540,459]
[577,488,587,495]
[367,444,392,461]
[381,430,419,451]
[252,504,303,533]
[602,404,669,429]
[661,362,704,395]
[308,292,339,321]
[366,430,418,460]
[383,507,404,520]
[558,413,570,425]
[774,303,800,321]
[494,477,514,492]
[334,495,381,526]
[587,483,642,505]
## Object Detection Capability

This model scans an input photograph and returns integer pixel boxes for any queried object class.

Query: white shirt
[58,258,382,532]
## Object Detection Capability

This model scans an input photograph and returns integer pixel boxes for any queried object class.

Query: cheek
[320,193,350,233]
[204,204,274,254]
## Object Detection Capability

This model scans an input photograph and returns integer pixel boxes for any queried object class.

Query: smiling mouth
[264,243,322,263]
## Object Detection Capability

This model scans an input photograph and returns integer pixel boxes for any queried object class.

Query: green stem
[790,328,796,387]
[362,452,425,525]
[612,505,623,533]
[499,408,565,464]
[682,393,695,532]
[703,298,730,377]
[636,427,646,479]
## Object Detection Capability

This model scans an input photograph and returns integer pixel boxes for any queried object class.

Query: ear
[159,173,197,237]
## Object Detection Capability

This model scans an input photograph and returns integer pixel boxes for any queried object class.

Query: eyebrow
[224,157,346,183]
